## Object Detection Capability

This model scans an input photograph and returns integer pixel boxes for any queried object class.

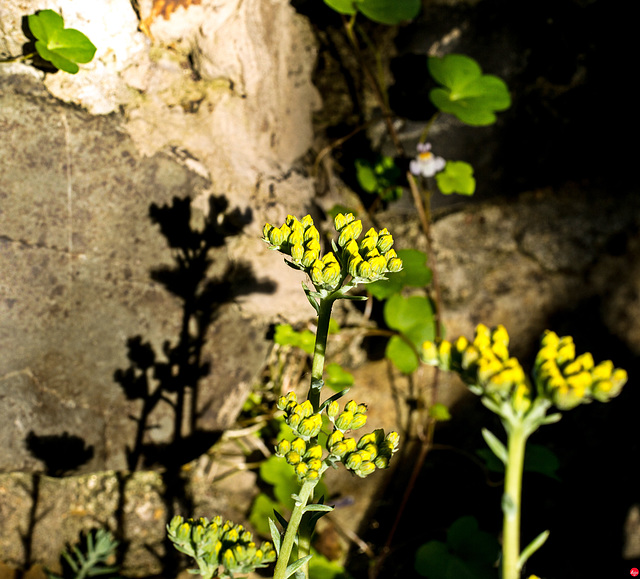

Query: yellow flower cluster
[326,428,399,478]
[277,392,323,439]
[534,330,628,410]
[422,324,533,414]
[334,213,403,282]
[276,392,399,480]
[275,437,324,481]
[326,399,368,432]
[167,515,276,577]
[262,213,402,291]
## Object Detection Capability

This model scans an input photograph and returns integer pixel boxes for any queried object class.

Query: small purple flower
[409,143,446,178]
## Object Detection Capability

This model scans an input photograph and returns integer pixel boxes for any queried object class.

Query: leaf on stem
[285,555,313,579]
[481,428,507,465]
[518,529,550,569]
[269,518,282,556]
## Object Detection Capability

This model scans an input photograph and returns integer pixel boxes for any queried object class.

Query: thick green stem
[308,295,336,412]
[272,480,317,579]
[502,424,527,579]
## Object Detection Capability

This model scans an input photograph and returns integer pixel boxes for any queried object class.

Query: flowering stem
[272,479,317,579]
[502,423,527,579]
[309,294,337,412]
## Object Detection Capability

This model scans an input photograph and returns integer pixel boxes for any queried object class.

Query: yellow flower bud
[285,451,301,465]
[369,255,387,275]
[306,458,322,472]
[377,232,394,253]
[334,213,347,231]
[295,462,309,478]
[357,260,373,279]
[301,214,314,229]
[305,444,323,460]
[387,257,403,272]
[299,414,323,438]
[275,439,291,456]
[291,437,307,454]
[356,461,376,478]
[327,430,343,451]
[345,452,363,470]
[304,225,319,243]
[269,226,285,247]
[335,411,354,431]
[291,243,304,263]
[350,413,367,430]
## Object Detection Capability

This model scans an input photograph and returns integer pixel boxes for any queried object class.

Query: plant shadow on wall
[113,194,275,573]
[18,433,96,579]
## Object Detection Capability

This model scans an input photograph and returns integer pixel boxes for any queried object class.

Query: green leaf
[446,516,499,566]
[435,161,476,196]
[383,294,435,373]
[415,517,499,579]
[285,555,313,579]
[429,402,451,422]
[250,493,280,536]
[359,0,421,24]
[274,324,315,355]
[519,529,550,568]
[355,159,379,193]
[324,0,420,23]
[481,428,507,465]
[268,517,282,555]
[428,54,510,126]
[385,335,418,374]
[384,294,433,334]
[325,363,355,392]
[309,550,352,579]
[368,249,431,300]
[259,456,300,511]
[323,0,360,16]
[477,442,561,480]
[28,10,97,74]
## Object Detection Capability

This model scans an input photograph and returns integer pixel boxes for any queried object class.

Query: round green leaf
[428,54,511,126]
[359,0,421,24]
[435,161,476,196]
[28,10,64,42]
[323,0,360,15]
[383,294,433,334]
[368,249,431,299]
[385,335,419,374]
[325,363,355,391]
[28,9,96,74]
[355,159,379,193]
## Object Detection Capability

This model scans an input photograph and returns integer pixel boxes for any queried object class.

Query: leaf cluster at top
[28,9,96,74]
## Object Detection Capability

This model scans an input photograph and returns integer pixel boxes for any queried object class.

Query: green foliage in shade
[368,249,432,300]
[355,156,403,202]
[325,362,355,391]
[308,551,352,579]
[477,443,561,481]
[428,54,511,126]
[274,324,316,355]
[324,0,421,24]
[429,402,451,422]
[28,10,96,74]
[384,294,435,373]
[414,516,499,579]
[436,161,476,196]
